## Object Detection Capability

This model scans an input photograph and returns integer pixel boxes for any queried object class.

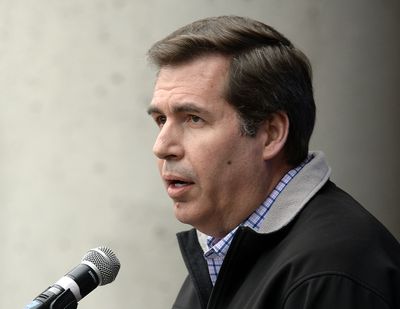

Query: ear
[260,111,289,160]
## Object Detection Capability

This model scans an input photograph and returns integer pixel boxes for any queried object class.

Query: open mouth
[165,177,195,198]
[169,179,194,187]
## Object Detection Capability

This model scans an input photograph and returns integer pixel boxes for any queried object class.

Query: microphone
[24,246,121,309]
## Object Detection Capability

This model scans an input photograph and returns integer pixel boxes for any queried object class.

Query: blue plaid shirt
[204,156,311,285]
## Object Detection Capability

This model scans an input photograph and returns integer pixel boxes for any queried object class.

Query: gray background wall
[1,1,399,308]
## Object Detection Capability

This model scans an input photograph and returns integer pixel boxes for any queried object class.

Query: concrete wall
[1,1,398,308]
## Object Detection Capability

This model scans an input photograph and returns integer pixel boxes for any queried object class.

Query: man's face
[148,54,269,237]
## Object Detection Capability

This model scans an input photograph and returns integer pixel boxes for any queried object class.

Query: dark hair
[147,16,315,166]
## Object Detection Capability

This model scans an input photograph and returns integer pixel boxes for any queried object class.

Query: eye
[188,115,204,124]
[155,115,167,127]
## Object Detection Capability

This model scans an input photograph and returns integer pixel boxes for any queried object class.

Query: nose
[153,122,184,161]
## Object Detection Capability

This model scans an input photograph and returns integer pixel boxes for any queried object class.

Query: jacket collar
[258,151,331,234]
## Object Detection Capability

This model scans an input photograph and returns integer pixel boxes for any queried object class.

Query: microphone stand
[25,289,78,309]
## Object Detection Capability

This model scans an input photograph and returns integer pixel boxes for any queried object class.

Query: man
[146,16,400,309]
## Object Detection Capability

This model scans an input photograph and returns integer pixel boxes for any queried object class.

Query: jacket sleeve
[282,273,392,309]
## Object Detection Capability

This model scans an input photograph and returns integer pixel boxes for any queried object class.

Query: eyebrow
[147,105,161,115]
[147,102,210,117]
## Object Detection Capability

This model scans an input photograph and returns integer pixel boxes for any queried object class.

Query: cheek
[212,139,263,180]
[196,143,243,185]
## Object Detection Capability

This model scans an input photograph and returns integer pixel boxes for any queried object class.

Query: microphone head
[81,246,121,286]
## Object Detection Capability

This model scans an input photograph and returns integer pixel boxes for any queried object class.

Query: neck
[202,155,293,239]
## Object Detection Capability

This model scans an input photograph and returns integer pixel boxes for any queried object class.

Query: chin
[173,202,191,224]
[173,201,201,227]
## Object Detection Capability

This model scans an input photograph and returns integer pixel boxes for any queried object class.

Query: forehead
[150,55,230,110]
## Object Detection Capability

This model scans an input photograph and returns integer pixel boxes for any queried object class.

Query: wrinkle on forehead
[150,54,231,112]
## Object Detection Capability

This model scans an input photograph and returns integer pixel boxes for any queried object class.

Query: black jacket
[172,153,400,309]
